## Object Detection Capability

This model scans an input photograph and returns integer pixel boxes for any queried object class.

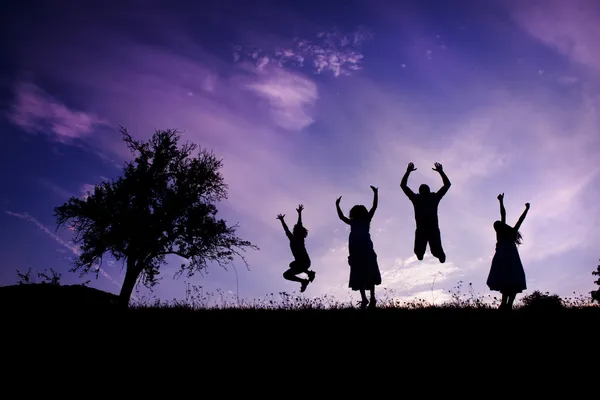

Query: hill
[0,283,118,311]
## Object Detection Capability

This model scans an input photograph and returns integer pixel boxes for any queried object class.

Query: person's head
[293,224,308,238]
[493,220,523,245]
[419,184,431,196]
[349,205,369,221]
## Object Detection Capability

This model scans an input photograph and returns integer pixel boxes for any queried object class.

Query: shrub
[520,290,564,310]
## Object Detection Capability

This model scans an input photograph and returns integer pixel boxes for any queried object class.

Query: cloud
[4,210,119,287]
[393,289,453,306]
[80,184,96,200]
[557,76,579,85]
[234,26,373,77]
[39,179,74,200]
[7,82,107,141]
[382,255,460,293]
[509,0,600,72]
[244,67,318,130]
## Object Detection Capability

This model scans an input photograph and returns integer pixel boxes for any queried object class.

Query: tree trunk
[118,258,142,309]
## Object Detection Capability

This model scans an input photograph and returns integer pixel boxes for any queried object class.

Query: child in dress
[486,193,530,310]
[335,186,382,309]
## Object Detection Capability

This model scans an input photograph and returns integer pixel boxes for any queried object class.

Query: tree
[592,259,600,304]
[54,127,259,308]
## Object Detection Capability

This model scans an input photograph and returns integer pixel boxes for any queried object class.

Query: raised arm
[276,214,292,238]
[497,193,506,224]
[368,186,378,220]
[400,162,417,200]
[514,203,530,231]
[433,162,451,199]
[296,204,304,226]
[335,196,351,224]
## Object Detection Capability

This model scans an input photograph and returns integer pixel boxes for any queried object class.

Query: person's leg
[368,284,376,309]
[359,288,369,309]
[284,262,309,291]
[506,293,517,309]
[283,262,303,282]
[301,260,316,282]
[499,292,508,310]
[428,228,446,263]
[414,227,427,261]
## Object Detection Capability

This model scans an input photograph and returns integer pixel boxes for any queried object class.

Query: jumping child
[277,204,315,293]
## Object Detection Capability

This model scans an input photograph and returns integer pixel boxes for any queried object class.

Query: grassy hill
[1,281,597,362]
[2,281,597,316]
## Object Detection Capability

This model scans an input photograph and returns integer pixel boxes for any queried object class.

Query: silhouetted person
[400,162,451,263]
[277,204,315,293]
[486,193,530,310]
[336,186,382,309]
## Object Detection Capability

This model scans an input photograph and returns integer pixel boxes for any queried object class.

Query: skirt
[348,248,382,291]
[486,241,526,294]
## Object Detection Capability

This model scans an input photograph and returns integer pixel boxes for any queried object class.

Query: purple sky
[1,0,599,305]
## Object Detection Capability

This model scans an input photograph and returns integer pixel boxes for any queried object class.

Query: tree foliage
[53,127,258,306]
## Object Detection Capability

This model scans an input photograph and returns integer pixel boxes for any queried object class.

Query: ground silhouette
[0,283,118,311]
[2,279,597,319]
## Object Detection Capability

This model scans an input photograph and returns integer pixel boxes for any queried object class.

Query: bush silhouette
[16,267,63,286]
[592,260,600,304]
[520,290,564,310]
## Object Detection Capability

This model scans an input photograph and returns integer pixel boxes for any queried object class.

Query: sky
[1,0,599,307]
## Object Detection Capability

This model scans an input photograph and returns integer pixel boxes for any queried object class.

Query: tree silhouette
[592,259,600,304]
[54,127,258,308]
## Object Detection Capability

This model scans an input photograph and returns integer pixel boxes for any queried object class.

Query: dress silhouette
[486,193,530,310]
[336,186,382,309]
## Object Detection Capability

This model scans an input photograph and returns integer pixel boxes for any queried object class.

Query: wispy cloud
[39,179,74,200]
[244,67,318,130]
[4,210,119,287]
[234,26,373,77]
[7,82,107,141]
[80,183,96,200]
[509,0,600,73]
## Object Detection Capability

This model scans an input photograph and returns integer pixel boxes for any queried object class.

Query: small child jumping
[277,204,315,293]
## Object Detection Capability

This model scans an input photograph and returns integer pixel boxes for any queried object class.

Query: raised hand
[525,203,530,209]
[407,162,417,172]
[276,214,285,220]
[432,162,443,172]
[336,196,342,205]
[370,185,378,192]
[497,193,504,202]
[297,204,304,213]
